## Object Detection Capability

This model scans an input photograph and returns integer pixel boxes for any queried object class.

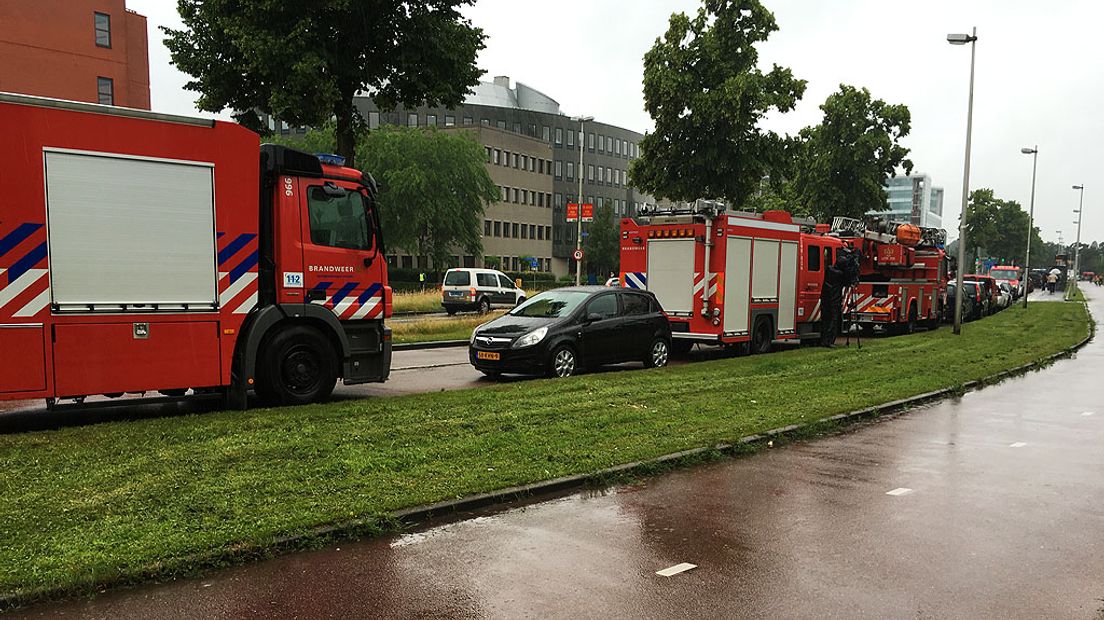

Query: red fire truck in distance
[620,202,844,353]
[830,217,949,334]
[0,93,392,409]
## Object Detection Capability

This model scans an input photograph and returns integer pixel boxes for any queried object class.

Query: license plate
[447,291,463,297]
[477,351,500,361]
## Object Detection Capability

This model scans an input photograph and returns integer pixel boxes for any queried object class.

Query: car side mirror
[585,312,603,323]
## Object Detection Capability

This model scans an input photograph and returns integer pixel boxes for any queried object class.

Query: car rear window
[498,274,515,289]
[621,292,650,315]
[476,273,498,287]
[444,271,470,286]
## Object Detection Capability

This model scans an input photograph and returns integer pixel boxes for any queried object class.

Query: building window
[546,193,552,207]
[615,139,621,156]
[512,153,518,168]
[530,224,537,239]
[588,165,594,182]
[554,192,562,207]
[567,129,574,148]
[500,186,507,201]
[588,133,595,150]
[484,146,492,162]
[405,113,417,127]
[614,169,621,186]
[597,167,604,183]
[513,122,522,133]
[496,120,507,130]
[521,155,528,170]
[368,111,380,129]
[464,116,473,125]
[445,115,456,127]
[597,135,604,152]
[543,126,550,142]
[96,77,114,105]
[493,149,501,165]
[555,161,562,179]
[484,220,492,236]
[512,223,520,238]
[427,114,437,126]
[567,162,575,181]
[512,188,519,203]
[538,159,544,175]
[94,12,111,48]
[521,189,528,204]
[529,124,537,136]
[481,118,490,126]
[521,224,528,239]
[555,127,563,145]
[537,226,544,240]
[530,191,536,206]
[528,157,535,172]
[494,221,501,237]
[538,193,545,207]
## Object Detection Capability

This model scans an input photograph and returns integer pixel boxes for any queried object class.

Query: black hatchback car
[469,286,671,378]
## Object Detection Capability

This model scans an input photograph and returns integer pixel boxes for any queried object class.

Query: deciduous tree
[164,1,485,167]
[585,204,620,279]
[791,85,912,222]
[629,0,806,205]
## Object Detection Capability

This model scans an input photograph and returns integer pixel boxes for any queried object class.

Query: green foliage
[962,188,1042,266]
[163,1,485,166]
[268,126,497,268]
[0,303,1088,604]
[629,0,806,205]
[791,84,912,222]
[585,203,620,277]
[361,127,499,269]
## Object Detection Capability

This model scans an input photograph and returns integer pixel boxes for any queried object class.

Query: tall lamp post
[1072,184,1085,280]
[948,27,978,335]
[1021,146,1038,308]
[571,115,593,285]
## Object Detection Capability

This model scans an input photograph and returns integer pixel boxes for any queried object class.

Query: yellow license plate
[477,351,500,361]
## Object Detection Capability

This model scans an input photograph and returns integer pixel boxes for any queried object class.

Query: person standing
[820,260,846,347]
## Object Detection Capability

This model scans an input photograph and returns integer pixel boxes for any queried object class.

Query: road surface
[10,288,1101,618]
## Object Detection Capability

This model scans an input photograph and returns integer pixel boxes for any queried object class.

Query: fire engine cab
[0,93,392,409]
[620,202,844,353]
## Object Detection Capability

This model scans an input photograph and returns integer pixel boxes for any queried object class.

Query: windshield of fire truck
[307,185,376,251]
[990,269,1020,280]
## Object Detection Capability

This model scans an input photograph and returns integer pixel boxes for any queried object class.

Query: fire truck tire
[644,338,670,368]
[670,339,694,356]
[751,318,773,355]
[255,325,338,406]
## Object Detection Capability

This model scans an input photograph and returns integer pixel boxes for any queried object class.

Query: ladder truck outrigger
[619,201,846,354]
[830,217,950,335]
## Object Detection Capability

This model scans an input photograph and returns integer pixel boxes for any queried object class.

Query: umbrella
[1049,268,1061,275]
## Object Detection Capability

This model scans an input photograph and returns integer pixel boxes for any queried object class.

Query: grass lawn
[391,311,504,344]
[0,302,1090,605]
[1067,282,1085,302]
[391,289,443,313]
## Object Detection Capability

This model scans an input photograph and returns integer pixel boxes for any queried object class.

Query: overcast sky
[130,0,1102,246]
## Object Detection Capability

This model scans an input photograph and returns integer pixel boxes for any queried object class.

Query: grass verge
[1068,281,1085,302]
[391,289,444,313]
[0,302,1090,606]
[391,311,504,344]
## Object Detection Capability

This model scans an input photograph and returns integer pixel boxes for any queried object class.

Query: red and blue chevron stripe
[307,281,384,320]
[217,232,259,315]
[0,222,50,319]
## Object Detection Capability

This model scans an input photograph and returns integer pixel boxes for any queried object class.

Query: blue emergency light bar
[315,153,346,166]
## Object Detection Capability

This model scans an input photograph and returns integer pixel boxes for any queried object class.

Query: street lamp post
[1021,146,1038,308]
[948,27,978,335]
[571,115,593,286]
[1072,184,1085,280]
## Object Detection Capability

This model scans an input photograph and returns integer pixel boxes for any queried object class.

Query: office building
[350,76,649,275]
[878,173,944,229]
[0,0,150,109]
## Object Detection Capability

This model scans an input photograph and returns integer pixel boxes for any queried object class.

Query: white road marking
[886,487,913,496]
[1010,442,1027,448]
[656,562,697,577]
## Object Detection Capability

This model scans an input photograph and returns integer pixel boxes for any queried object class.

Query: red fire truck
[830,217,949,334]
[0,93,392,409]
[619,202,844,353]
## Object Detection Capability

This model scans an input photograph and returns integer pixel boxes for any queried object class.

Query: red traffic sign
[572,248,584,261]
[566,203,594,223]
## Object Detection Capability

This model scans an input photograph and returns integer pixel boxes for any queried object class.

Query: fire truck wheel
[645,338,670,368]
[751,318,773,355]
[256,325,338,406]
[549,345,578,378]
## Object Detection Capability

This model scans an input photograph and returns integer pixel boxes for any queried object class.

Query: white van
[441,268,527,314]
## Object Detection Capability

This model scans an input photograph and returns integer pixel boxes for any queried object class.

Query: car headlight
[512,326,548,349]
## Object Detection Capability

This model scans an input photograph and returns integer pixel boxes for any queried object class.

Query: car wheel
[549,345,577,378]
[255,325,337,406]
[751,318,772,354]
[645,338,670,368]
[478,297,491,313]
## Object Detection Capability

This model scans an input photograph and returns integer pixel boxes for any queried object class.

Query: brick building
[0,0,150,109]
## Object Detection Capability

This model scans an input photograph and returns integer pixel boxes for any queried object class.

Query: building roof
[465,76,562,116]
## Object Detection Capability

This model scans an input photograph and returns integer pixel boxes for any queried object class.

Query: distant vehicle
[605,276,620,287]
[469,286,671,378]
[989,265,1023,298]
[965,275,1000,315]
[442,268,526,315]
[946,282,983,322]
[993,282,1013,311]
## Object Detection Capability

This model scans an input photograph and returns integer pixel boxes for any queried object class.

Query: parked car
[469,286,671,378]
[605,276,620,287]
[946,282,983,322]
[966,275,1001,315]
[993,282,1013,311]
[441,268,527,315]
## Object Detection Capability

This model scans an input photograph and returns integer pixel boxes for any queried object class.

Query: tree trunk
[334,97,357,169]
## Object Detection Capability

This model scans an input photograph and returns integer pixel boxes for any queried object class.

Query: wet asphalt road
[11,288,1102,618]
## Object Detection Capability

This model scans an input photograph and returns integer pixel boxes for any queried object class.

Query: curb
[3,308,1094,610]
[393,340,468,351]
